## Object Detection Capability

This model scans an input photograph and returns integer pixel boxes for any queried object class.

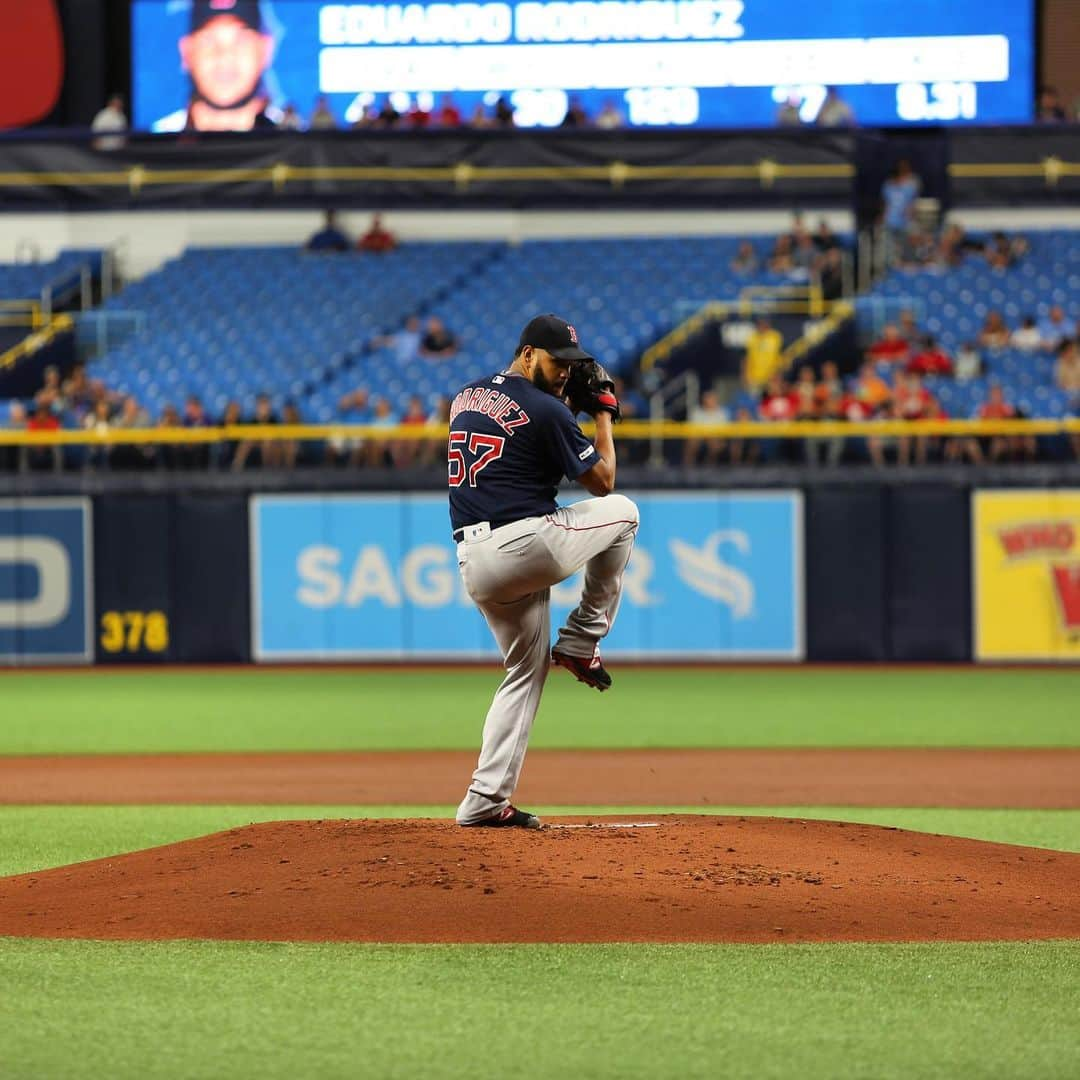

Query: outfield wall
[5,484,1075,666]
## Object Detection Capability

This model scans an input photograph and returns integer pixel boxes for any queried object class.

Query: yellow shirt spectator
[743,320,784,390]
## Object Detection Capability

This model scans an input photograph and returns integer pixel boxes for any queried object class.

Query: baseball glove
[563,360,621,421]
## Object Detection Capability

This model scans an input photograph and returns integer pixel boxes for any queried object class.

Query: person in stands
[91,94,127,150]
[358,213,397,254]
[309,95,337,129]
[867,323,911,366]
[907,336,953,377]
[978,311,1011,350]
[683,388,729,466]
[419,315,459,359]
[306,210,350,253]
[742,317,784,391]
[436,95,462,127]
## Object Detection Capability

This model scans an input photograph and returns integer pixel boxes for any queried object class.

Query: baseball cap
[517,314,594,363]
[191,0,266,32]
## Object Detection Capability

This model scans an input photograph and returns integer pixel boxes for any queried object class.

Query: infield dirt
[2,748,1078,807]
[2,816,1078,944]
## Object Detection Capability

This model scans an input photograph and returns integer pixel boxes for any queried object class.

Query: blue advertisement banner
[251,492,802,660]
[132,0,1033,131]
[0,499,93,664]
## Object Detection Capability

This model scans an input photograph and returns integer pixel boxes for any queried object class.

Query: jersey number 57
[448,431,506,487]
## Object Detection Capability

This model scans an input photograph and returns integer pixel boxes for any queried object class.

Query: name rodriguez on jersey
[449,385,530,434]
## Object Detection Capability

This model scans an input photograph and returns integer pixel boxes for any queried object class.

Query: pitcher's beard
[532,368,558,396]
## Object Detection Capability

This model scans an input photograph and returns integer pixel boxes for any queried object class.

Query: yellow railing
[640,301,728,372]
[781,300,854,369]
[948,157,1080,186]
[0,159,855,196]
[737,283,826,318]
[0,158,1076,194]
[2,418,1078,447]
[640,285,848,373]
[0,313,74,370]
[0,300,43,330]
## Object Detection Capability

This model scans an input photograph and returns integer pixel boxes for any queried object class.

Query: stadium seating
[0,250,103,305]
[854,231,1080,419]
[32,231,1074,426]
[82,236,802,422]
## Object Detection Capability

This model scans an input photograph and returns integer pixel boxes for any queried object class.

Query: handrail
[641,287,846,373]
[0,300,43,329]
[640,300,728,372]
[0,159,855,196]
[39,263,93,321]
[780,301,854,370]
[1,417,1077,446]
[0,158,1076,194]
[0,157,1073,202]
[0,313,74,370]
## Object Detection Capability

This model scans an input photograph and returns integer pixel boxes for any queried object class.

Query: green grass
[2,669,1079,753]
[1,938,1077,1079]
[3,805,1080,879]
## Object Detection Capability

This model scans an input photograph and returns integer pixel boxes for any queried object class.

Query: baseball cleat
[551,648,612,692]
[461,805,543,830]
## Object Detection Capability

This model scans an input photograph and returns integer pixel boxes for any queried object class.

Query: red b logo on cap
[567,324,578,344]
[0,2,64,130]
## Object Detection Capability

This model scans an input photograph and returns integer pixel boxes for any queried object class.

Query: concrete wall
[2,205,1079,286]
[0,208,855,282]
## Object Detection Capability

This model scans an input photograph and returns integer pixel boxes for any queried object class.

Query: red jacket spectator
[759,377,798,421]
[867,324,910,365]
[894,373,934,419]
[907,338,954,377]
[359,213,397,254]
[407,104,431,128]
[978,386,1016,420]
[437,96,462,127]
[27,404,60,432]
[838,393,873,421]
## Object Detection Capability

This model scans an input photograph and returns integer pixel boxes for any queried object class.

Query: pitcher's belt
[452,519,518,543]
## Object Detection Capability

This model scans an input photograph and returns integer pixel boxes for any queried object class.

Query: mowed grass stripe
[2,805,1080,878]
[0,669,1078,753]
[1,938,1077,1080]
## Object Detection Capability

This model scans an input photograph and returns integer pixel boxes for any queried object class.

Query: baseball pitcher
[449,314,639,829]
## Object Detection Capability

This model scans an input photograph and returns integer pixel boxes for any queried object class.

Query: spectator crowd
[711,302,1080,467]
[0,359,456,475]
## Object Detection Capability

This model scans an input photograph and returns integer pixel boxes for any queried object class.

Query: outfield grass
[2,805,1079,879]
[1,938,1077,1080]
[1,669,1078,753]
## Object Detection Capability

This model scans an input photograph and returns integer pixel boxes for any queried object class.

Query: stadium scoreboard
[133,0,1033,129]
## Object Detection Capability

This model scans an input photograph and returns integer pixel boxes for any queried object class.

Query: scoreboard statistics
[132,0,1033,130]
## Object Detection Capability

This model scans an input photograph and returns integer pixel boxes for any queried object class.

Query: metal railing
[1,417,1077,448]
[75,310,146,360]
[0,313,74,371]
[648,371,700,465]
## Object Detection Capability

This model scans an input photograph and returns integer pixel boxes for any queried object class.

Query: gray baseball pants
[454,493,640,824]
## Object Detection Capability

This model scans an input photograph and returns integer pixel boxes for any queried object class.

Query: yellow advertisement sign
[973,490,1080,661]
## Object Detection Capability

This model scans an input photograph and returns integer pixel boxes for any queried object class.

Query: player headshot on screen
[154,0,278,132]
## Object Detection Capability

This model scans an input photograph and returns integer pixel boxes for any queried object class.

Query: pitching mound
[2,816,1078,944]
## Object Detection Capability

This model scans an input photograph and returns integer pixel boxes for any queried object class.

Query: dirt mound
[1,816,1078,944]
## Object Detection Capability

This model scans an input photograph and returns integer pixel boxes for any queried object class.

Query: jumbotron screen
[131,0,1034,131]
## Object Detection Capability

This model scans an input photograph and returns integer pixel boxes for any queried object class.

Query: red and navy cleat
[461,805,542,830]
[551,647,612,692]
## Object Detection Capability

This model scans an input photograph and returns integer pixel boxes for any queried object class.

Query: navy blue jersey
[448,371,598,532]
